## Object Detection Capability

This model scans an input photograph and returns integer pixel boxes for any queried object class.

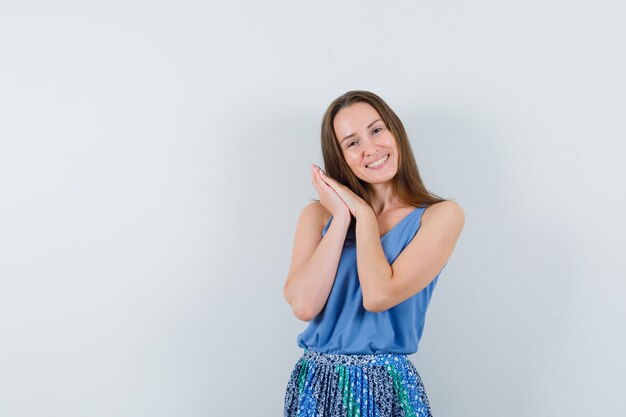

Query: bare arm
[303,167,465,313]
[283,202,351,322]
[356,200,465,312]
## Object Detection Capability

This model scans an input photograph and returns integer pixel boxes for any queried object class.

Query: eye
[347,139,358,148]
[372,127,383,134]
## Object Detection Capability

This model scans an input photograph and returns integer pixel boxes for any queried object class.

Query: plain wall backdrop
[1,1,625,416]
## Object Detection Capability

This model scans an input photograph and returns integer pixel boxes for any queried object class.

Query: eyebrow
[340,119,382,144]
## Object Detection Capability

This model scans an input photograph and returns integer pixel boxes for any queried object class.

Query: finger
[322,176,352,198]
[317,169,338,187]
[312,172,323,191]
[311,167,322,190]
[312,167,332,193]
[317,167,330,179]
[311,169,323,192]
[312,165,322,183]
[318,175,335,193]
[316,169,335,188]
[313,166,341,194]
[315,171,341,198]
[313,166,330,186]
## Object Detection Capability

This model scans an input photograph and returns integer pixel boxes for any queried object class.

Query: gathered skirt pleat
[284,350,433,417]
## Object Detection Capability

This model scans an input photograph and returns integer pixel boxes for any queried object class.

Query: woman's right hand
[311,164,351,220]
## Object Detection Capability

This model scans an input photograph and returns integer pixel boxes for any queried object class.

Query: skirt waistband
[301,349,410,367]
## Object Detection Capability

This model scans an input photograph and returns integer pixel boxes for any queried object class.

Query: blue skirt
[284,349,433,417]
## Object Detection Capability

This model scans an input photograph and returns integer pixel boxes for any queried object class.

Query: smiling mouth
[366,154,389,169]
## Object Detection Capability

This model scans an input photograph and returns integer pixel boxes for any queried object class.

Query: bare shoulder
[422,200,465,229]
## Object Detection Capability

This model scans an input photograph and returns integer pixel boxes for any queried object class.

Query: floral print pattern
[284,350,433,417]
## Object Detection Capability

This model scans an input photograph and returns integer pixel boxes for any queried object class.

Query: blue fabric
[284,350,433,416]
[296,206,443,355]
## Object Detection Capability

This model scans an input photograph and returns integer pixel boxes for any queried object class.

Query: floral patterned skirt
[284,349,434,417]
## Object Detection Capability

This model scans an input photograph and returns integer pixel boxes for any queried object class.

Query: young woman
[283,90,465,417]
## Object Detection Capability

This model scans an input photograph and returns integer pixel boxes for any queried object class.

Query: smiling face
[333,101,399,185]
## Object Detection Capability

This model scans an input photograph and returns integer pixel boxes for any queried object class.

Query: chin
[360,173,397,185]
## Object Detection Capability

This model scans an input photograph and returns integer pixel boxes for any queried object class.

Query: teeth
[367,154,389,168]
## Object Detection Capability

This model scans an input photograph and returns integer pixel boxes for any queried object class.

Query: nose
[364,138,379,156]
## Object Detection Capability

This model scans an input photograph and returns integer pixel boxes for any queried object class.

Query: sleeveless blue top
[296,206,444,354]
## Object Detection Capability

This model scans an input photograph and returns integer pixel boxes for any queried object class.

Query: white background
[1,1,625,416]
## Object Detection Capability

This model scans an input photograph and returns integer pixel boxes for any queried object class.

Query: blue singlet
[296,206,444,354]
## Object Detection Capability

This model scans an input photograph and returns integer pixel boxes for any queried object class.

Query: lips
[366,154,389,169]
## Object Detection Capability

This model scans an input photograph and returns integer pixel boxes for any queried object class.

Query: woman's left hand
[314,165,370,218]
